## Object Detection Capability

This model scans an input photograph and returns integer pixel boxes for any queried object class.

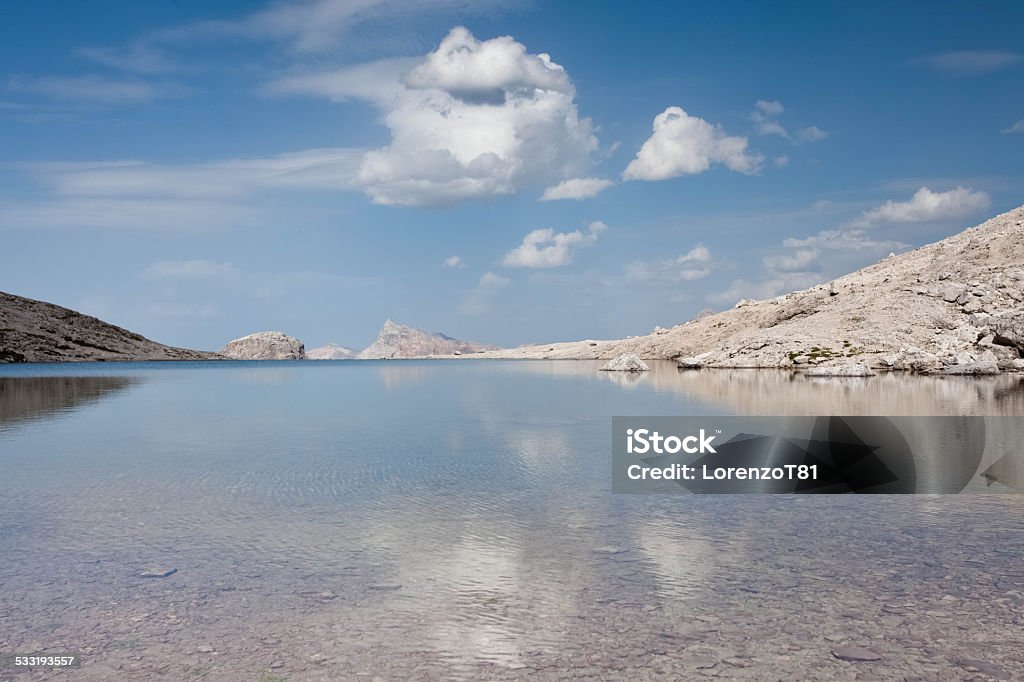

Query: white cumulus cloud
[442,255,465,268]
[623,106,761,181]
[540,177,614,201]
[501,220,605,268]
[853,186,990,227]
[327,27,599,206]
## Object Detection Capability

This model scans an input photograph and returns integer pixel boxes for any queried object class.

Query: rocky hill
[0,291,220,363]
[468,205,1024,374]
[358,319,499,359]
[306,343,359,360]
[220,331,305,360]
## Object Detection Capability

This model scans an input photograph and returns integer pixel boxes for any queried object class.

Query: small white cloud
[773,155,790,168]
[909,50,1024,77]
[144,260,238,278]
[1002,119,1024,134]
[751,100,789,138]
[796,125,828,142]
[750,100,827,143]
[756,119,790,138]
[443,255,465,269]
[540,177,614,201]
[623,106,761,181]
[501,221,605,268]
[479,271,510,288]
[853,186,990,227]
[755,99,784,116]
[762,249,819,273]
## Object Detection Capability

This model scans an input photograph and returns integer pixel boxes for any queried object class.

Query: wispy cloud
[625,244,714,283]
[762,248,819,273]
[796,125,827,142]
[5,74,187,104]
[460,270,510,315]
[442,255,465,268]
[1003,119,1024,134]
[144,260,240,279]
[908,50,1024,77]
[750,99,827,143]
[1,149,362,230]
[76,44,179,75]
[75,0,516,79]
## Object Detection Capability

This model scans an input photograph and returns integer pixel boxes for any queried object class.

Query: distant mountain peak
[306,343,358,360]
[358,320,499,359]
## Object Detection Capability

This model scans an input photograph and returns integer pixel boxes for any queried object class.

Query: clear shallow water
[0,360,1022,680]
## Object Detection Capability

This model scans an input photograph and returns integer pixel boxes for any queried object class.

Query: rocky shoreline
[458,205,1024,375]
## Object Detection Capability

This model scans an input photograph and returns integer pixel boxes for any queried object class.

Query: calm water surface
[1,360,1022,680]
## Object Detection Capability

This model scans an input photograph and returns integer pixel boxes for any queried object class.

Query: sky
[1,0,1023,351]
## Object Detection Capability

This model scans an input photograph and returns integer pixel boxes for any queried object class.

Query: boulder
[941,284,966,303]
[677,351,716,369]
[937,361,1000,376]
[600,353,649,372]
[221,331,305,360]
[804,363,874,377]
[991,313,1024,351]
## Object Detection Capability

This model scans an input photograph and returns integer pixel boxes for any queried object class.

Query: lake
[1,360,1022,680]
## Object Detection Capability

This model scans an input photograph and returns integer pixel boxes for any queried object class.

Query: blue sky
[1,0,1022,351]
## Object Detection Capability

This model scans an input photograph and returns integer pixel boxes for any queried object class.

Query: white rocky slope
[466,205,1024,373]
[221,331,305,360]
[358,319,499,359]
[306,343,359,360]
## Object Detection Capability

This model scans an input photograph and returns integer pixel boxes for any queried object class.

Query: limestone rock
[599,353,649,372]
[804,363,875,377]
[677,351,716,369]
[359,319,498,359]
[991,313,1024,351]
[305,343,358,360]
[221,331,305,360]
[941,284,965,303]
[936,361,1000,376]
